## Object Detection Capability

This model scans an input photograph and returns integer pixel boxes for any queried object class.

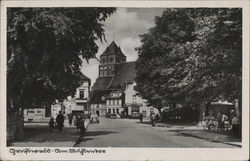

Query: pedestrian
[221,113,228,130]
[151,113,156,127]
[156,113,160,122]
[49,117,56,132]
[68,113,73,126]
[232,114,240,137]
[139,112,143,122]
[56,111,64,132]
[216,111,222,131]
[79,117,86,134]
[75,115,80,132]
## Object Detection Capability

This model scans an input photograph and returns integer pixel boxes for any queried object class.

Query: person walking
[56,111,64,132]
[68,113,73,126]
[151,113,156,127]
[139,113,143,122]
[49,117,56,132]
[232,114,240,137]
[216,111,222,131]
[221,113,228,130]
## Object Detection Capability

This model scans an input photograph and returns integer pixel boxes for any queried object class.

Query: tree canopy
[135,8,242,113]
[7,8,116,111]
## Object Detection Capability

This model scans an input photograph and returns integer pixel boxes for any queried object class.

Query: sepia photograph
[0,0,249,160]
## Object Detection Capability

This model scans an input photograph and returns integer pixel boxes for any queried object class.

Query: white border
[1,0,249,160]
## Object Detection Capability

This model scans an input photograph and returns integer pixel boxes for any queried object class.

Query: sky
[81,8,164,86]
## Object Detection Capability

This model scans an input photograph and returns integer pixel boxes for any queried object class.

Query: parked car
[90,114,99,124]
[110,114,117,119]
[105,113,111,118]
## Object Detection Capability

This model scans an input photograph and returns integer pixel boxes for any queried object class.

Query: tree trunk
[14,109,24,141]
[197,103,206,125]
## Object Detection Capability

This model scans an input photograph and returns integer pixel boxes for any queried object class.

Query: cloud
[81,8,156,85]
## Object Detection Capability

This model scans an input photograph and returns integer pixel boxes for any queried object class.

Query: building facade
[51,74,91,118]
[124,82,159,118]
[90,41,158,117]
[106,91,125,115]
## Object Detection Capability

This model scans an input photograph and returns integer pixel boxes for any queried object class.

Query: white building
[51,74,91,117]
[106,91,124,115]
[124,82,159,118]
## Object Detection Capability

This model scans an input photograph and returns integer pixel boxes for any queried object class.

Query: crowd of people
[48,111,86,133]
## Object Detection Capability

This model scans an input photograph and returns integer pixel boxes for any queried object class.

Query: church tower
[99,41,127,77]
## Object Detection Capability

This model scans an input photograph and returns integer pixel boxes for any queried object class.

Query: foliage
[135,8,242,112]
[7,8,116,110]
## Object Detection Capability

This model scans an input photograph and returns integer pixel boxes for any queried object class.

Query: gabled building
[89,90,112,116]
[89,41,157,117]
[51,73,91,118]
[106,90,125,115]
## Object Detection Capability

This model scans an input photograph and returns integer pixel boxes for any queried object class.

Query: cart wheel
[208,124,216,131]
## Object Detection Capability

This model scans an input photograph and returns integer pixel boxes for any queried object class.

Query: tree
[7,8,116,111]
[7,8,115,140]
[181,8,242,120]
[135,8,242,121]
[135,9,195,116]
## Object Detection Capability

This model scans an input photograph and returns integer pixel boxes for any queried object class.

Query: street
[75,117,237,148]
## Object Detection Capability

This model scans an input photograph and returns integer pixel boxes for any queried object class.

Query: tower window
[110,57,114,62]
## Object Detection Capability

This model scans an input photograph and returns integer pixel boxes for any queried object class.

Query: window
[110,57,114,62]
[79,90,84,98]
[112,100,115,105]
[119,100,122,105]
[100,71,103,77]
[104,71,107,76]
[107,71,110,76]
[133,95,136,102]
[102,58,106,63]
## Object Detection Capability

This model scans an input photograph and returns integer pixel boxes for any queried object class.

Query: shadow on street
[17,124,79,143]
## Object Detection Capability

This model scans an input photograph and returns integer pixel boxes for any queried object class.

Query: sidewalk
[179,130,242,147]
[139,119,241,147]
[11,119,89,147]
[140,118,201,130]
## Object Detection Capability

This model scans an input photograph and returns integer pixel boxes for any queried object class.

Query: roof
[109,61,136,89]
[100,41,126,57]
[91,61,136,91]
[80,73,90,81]
[89,90,112,103]
[91,77,113,91]
[79,73,91,85]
